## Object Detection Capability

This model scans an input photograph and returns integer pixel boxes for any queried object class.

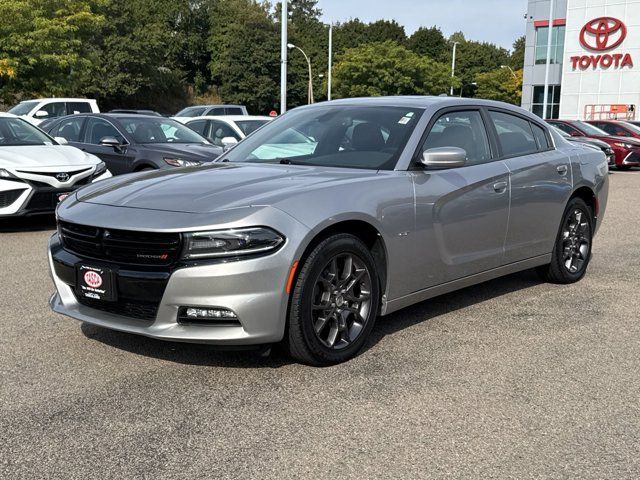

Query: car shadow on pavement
[0,214,56,233]
[80,269,543,368]
[363,269,542,354]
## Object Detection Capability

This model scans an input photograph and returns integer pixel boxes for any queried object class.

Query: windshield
[236,119,270,136]
[221,105,423,170]
[622,122,640,135]
[175,106,206,117]
[8,101,39,116]
[575,121,608,136]
[553,126,570,138]
[0,117,54,146]
[119,117,209,144]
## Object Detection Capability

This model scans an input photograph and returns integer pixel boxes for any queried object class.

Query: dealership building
[522,0,640,120]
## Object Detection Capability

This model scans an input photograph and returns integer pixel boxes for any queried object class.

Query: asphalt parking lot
[1,171,639,479]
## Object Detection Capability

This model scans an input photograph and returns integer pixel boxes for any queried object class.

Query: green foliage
[475,67,523,105]
[407,26,448,62]
[209,0,280,114]
[0,0,525,112]
[333,41,455,98]
[0,0,104,102]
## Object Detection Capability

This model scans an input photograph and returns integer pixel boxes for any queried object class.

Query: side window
[186,119,207,137]
[66,102,92,114]
[83,118,125,144]
[53,117,85,142]
[208,107,225,116]
[225,107,243,115]
[489,111,538,157]
[38,102,66,119]
[531,123,551,150]
[209,121,240,146]
[423,110,491,166]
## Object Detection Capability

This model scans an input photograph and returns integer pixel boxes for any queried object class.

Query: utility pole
[280,0,288,114]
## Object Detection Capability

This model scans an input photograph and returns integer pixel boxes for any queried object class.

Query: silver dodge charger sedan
[48,97,609,365]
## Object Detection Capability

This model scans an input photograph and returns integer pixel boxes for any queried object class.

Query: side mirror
[34,110,48,118]
[420,147,467,169]
[221,136,239,147]
[99,136,125,152]
[54,136,68,145]
[569,131,581,137]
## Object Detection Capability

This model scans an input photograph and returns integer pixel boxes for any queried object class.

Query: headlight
[613,142,635,149]
[92,161,107,178]
[164,158,201,167]
[182,227,285,259]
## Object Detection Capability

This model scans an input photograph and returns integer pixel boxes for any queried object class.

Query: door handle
[493,181,508,192]
[557,164,568,175]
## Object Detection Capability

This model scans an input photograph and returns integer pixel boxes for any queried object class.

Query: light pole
[542,0,555,119]
[288,43,314,104]
[280,0,287,114]
[327,23,333,101]
[459,82,477,97]
[450,41,460,96]
[500,65,517,78]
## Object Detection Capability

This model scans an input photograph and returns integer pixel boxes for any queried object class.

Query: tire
[536,197,594,284]
[286,234,380,366]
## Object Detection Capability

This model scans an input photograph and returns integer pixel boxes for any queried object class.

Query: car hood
[139,143,223,162]
[0,145,100,168]
[76,163,380,214]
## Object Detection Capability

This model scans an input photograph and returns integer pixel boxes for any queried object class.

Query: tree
[446,32,510,88]
[333,41,455,98]
[0,0,104,102]
[367,20,406,44]
[209,0,280,114]
[407,26,448,61]
[509,36,525,70]
[475,67,523,105]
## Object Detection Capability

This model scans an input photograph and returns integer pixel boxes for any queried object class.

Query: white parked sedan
[0,113,111,217]
[183,115,273,147]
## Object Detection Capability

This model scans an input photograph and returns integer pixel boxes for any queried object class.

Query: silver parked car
[48,97,609,365]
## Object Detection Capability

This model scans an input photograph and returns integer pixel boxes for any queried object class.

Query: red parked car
[587,120,640,140]
[548,119,640,170]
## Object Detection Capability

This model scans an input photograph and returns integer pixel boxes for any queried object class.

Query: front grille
[26,190,65,211]
[59,221,182,266]
[77,297,159,321]
[0,189,24,208]
[17,167,92,178]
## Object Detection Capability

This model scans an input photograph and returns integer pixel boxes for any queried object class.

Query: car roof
[19,98,96,102]
[0,113,17,118]
[183,104,245,108]
[185,115,271,122]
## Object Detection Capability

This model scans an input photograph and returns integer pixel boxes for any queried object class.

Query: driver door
[411,108,510,288]
[79,117,133,175]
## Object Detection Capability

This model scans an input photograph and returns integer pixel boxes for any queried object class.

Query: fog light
[185,307,237,319]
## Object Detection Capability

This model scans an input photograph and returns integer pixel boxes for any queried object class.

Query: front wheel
[536,197,593,284]
[286,234,380,366]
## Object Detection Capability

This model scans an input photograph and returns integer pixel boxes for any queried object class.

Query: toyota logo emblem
[55,172,70,182]
[580,17,627,51]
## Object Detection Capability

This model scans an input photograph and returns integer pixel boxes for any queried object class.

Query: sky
[316,0,529,50]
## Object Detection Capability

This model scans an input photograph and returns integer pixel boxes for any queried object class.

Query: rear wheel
[287,234,380,366]
[536,197,593,284]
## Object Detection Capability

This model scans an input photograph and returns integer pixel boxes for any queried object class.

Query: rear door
[488,110,572,264]
[412,108,511,288]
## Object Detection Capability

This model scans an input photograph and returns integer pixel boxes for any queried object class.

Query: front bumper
[48,229,299,345]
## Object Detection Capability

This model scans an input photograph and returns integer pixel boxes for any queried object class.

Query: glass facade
[535,25,565,65]
[532,85,561,119]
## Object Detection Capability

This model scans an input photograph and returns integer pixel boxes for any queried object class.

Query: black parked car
[42,114,223,175]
